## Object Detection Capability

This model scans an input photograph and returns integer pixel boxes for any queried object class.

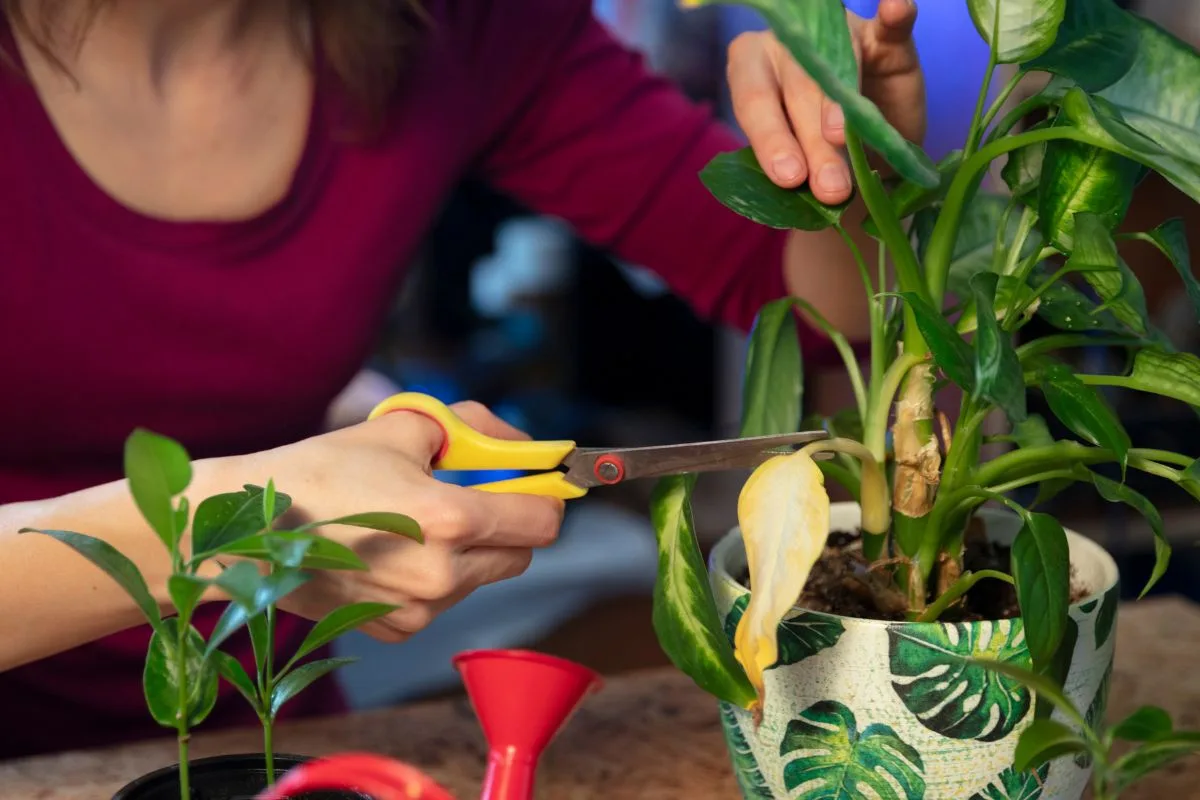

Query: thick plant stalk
[891,364,941,611]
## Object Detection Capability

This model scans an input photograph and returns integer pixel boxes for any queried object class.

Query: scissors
[367,392,831,500]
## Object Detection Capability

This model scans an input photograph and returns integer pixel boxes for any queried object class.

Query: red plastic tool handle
[256,753,456,800]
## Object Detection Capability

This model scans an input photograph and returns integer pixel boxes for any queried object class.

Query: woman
[0,0,925,757]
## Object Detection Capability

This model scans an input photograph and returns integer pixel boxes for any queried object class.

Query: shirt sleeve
[460,0,826,350]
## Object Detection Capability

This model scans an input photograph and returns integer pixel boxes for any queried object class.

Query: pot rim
[708,501,1121,629]
[112,752,316,799]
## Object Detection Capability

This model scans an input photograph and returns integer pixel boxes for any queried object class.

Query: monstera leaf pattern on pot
[780,700,925,799]
[969,764,1050,800]
[888,620,1032,741]
[719,702,773,799]
[723,593,845,667]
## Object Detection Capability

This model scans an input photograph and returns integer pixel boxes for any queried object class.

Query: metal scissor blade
[562,430,831,488]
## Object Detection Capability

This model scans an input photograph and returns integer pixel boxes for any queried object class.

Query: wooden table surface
[5,596,1200,799]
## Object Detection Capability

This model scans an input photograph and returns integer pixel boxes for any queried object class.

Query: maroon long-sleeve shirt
[0,0,820,758]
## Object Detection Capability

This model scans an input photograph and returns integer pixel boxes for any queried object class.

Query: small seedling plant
[651,0,1200,717]
[976,658,1200,799]
[22,429,421,798]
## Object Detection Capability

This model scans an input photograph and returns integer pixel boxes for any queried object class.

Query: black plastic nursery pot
[112,754,371,800]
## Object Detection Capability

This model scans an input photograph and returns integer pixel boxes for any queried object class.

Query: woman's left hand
[725,0,927,204]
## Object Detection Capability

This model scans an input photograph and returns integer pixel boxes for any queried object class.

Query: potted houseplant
[651,0,1200,798]
[23,428,420,799]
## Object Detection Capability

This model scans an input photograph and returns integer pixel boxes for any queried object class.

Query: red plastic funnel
[453,649,602,800]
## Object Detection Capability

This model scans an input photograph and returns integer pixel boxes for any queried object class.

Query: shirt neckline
[0,12,335,256]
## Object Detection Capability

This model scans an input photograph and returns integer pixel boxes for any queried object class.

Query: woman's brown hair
[1,0,425,132]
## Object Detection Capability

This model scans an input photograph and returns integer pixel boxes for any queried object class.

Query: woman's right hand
[247,401,565,642]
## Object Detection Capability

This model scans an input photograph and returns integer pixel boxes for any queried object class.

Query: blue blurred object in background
[717,0,994,161]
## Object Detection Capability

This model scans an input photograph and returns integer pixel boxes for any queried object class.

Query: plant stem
[988,469,1080,495]
[845,128,928,358]
[986,93,1059,145]
[789,294,868,419]
[978,70,1024,141]
[964,48,999,157]
[939,403,990,497]
[925,127,1097,303]
[1016,334,1144,363]
[865,352,924,461]
[872,243,889,396]
[175,625,191,800]
[975,443,1187,488]
[263,715,276,786]
[1000,205,1037,278]
[917,569,1015,622]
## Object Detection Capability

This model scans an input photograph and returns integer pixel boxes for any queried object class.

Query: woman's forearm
[783,194,883,343]
[0,456,242,672]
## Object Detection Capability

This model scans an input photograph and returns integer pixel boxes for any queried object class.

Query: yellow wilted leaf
[734,449,830,712]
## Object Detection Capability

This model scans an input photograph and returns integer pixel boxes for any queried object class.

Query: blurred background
[326,0,1200,710]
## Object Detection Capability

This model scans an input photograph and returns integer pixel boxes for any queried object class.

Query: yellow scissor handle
[368,393,587,500]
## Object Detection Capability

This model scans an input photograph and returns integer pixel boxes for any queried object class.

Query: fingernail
[772,154,804,182]
[825,105,845,131]
[819,163,851,193]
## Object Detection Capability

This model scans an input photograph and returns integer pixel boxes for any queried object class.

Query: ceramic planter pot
[111,753,369,800]
[708,503,1120,800]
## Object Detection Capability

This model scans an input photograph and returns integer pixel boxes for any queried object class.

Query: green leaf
[1088,472,1169,597]
[719,702,773,799]
[1033,276,1129,334]
[650,474,756,709]
[270,656,358,717]
[971,272,1028,423]
[780,700,925,798]
[1039,121,1143,253]
[968,764,1050,800]
[865,150,963,238]
[1012,718,1090,773]
[124,428,192,551]
[1042,616,1079,720]
[1113,733,1200,793]
[1059,88,1200,206]
[1037,362,1130,472]
[205,565,311,655]
[213,531,368,571]
[167,574,209,625]
[722,593,844,666]
[699,147,850,231]
[1111,705,1173,743]
[20,529,163,633]
[1123,348,1200,407]
[740,298,803,438]
[894,292,975,391]
[1001,134,1047,200]
[212,650,262,714]
[1067,213,1150,334]
[248,611,270,675]
[969,0,1065,63]
[192,485,293,560]
[915,193,1042,297]
[143,618,218,728]
[262,480,278,530]
[298,512,422,542]
[1021,0,1138,91]
[287,602,399,668]
[1096,11,1200,168]
[967,656,1088,730]
[889,621,1031,742]
[1095,585,1119,650]
[1011,513,1070,669]
[1139,219,1200,318]
[689,0,937,188]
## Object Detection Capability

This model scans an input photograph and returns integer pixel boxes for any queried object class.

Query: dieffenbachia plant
[22,429,420,799]
[975,657,1200,798]
[653,0,1200,716]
